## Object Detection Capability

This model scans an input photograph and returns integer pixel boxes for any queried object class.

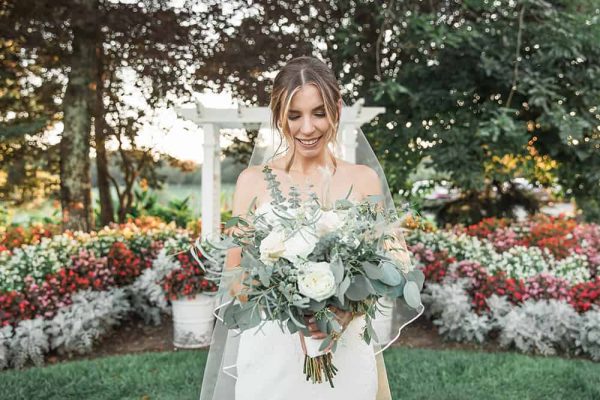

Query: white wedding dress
[235,314,378,399]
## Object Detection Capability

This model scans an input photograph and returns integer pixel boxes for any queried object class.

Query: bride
[199,56,419,400]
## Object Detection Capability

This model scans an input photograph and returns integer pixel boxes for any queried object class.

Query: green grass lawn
[5,183,236,223]
[1,347,599,400]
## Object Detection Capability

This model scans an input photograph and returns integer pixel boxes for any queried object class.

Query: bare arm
[224,167,260,302]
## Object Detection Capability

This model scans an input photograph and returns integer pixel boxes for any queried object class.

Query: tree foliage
[0,0,218,225]
[205,0,600,222]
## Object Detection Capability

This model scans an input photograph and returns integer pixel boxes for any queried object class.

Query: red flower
[159,248,217,301]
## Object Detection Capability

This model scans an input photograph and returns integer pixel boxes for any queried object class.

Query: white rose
[283,227,317,265]
[315,210,345,237]
[297,261,337,301]
[259,228,286,265]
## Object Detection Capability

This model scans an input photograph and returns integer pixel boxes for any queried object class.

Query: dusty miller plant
[127,248,178,325]
[9,318,49,369]
[422,279,491,343]
[574,307,600,361]
[495,299,580,356]
[0,325,14,370]
[46,288,130,356]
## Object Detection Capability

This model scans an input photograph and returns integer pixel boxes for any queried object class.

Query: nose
[300,116,315,135]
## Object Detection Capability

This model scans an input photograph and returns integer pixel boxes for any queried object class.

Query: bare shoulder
[336,160,378,183]
[353,164,379,181]
[341,162,381,197]
[236,165,263,184]
[232,165,265,216]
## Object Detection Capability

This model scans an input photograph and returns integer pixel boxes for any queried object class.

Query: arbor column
[341,124,358,163]
[201,123,221,240]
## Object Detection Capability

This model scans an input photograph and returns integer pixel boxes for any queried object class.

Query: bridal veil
[197,99,424,400]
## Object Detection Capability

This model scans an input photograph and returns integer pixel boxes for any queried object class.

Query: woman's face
[285,84,333,158]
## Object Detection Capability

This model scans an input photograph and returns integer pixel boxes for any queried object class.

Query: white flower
[259,228,286,265]
[315,210,345,237]
[297,261,337,302]
[283,227,317,265]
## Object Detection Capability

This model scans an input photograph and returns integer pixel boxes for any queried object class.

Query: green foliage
[0,204,10,227]
[359,1,600,221]
[126,189,194,228]
[207,0,600,223]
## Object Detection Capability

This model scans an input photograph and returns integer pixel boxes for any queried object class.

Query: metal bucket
[171,293,217,349]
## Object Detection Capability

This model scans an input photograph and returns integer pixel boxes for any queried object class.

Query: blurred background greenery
[1,0,598,233]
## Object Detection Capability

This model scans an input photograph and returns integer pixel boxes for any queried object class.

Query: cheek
[288,120,301,136]
[286,118,332,137]
[315,119,331,133]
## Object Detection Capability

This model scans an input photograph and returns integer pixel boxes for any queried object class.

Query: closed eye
[288,113,326,120]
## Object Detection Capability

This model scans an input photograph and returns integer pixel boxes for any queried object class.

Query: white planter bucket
[372,296,395,345]
[171,293,217,349]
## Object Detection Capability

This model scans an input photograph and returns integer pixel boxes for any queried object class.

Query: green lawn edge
[1,347,599,400]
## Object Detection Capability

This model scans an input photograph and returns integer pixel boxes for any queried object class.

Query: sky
[37,2,282,165]
[44,83,242,165]
[134,91,241,164]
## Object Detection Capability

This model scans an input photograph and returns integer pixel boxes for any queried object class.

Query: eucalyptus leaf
[318,335,333,352]
[287,318,299,334]
[232,303,260,330]
[287,307,307,328]
[292,296,311,308]
[308,299,326,312]
[316,317,328,335]
[379,261,402,286]
[240,251,258,270]
[403,281,421,309]
[257,265,272,286]
[370,279,393,297]
[222,304,241,328]
[346,275,371,301]
[406,269,425,291]
[362,261,384,280]
[335,198,354,209]
[330,256,344,284]
[365,320,379,344]
[366,194,383,205]
[224,216,239,229]
[330,318,342,333]
[337,276,351,303]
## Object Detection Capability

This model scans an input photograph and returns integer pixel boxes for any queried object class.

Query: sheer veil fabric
[198,101,424,400]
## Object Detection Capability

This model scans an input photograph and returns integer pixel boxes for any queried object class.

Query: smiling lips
[296,136,322,147]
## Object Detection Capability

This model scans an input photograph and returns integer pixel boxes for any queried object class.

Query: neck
[286,151,334,175]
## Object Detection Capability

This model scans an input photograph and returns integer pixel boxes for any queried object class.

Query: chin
[296,143,327,158]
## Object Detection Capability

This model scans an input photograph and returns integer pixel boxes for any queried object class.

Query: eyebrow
[289,104,325,113]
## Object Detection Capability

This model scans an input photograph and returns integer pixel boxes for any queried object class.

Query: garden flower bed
[407,214,600,360]
[1,213,599,370]
[0,217,218,370]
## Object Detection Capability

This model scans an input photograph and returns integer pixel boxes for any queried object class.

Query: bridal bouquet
[195,166,423,387]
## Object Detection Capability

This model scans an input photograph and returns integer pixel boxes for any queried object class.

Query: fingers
[303,314,327,339]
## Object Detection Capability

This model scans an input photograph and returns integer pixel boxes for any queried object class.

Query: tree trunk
[94,44,114,226]
[59,0,98,232]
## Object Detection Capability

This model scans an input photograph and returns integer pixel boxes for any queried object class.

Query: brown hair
[269,56,341,173]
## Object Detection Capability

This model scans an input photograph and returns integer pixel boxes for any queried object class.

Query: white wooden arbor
[175,99,385,241]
